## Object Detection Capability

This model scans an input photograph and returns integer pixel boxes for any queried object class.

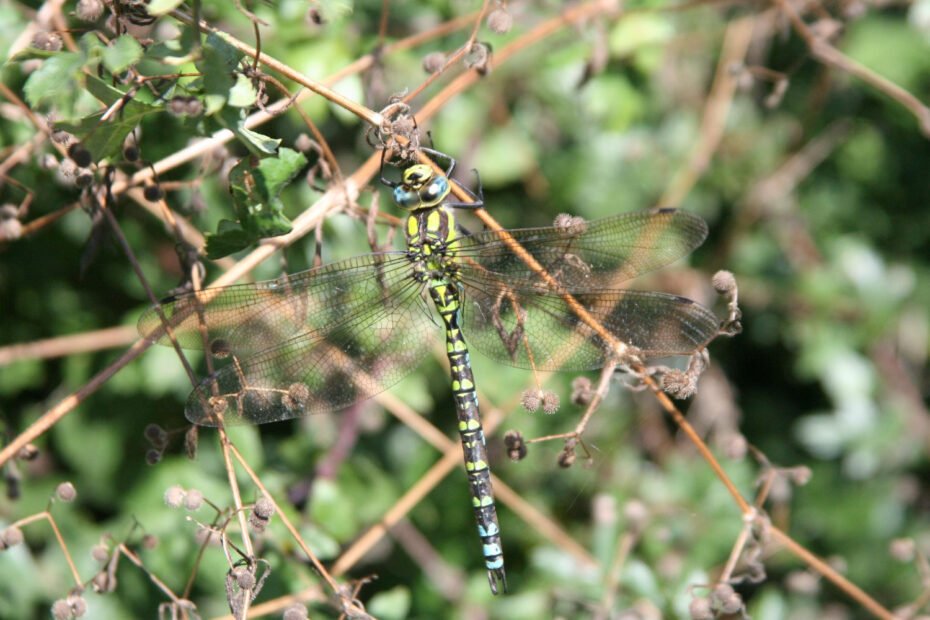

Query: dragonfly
[138,148,721,595]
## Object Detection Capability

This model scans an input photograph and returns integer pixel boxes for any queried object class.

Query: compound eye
[393,186,420,210]
[419,176,449,205]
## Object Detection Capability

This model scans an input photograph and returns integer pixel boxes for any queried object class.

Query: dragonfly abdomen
[429,280,507,594]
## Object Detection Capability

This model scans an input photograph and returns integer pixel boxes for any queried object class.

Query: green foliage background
[1,1,929,618]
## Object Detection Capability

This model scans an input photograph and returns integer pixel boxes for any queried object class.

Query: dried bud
[711,270,737,294]
[91,543,110,562]
[76,0,105,22]
[253,496,275,519]
[283,604,309,620]
[503,430,527,461]
[422,51,446,74]
[141,534,158,550]
[56,482,77,502]
[143,184,163,202]
[145,449,162,465]
[890,538,916,562]
[688,596,712,620]
[464,42,492,75]
[570,376,592,406]
[68,144,92,168]
[233,566,256,589]
[1,527,23,547]
[164,485,186,508]
[540,390,560,414]
[183,489,204,511]
[520,390,541,412]
[486,9,513,34]
[33,31,63,51]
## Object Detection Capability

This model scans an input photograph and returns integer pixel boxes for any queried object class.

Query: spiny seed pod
[76,0,105,22]
[540,390,560,415]
[521,389,541,412]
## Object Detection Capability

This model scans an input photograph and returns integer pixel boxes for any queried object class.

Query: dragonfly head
[393,164,451,211]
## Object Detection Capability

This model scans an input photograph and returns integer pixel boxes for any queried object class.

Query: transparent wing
[454,208,708,291]
[454,209,718,369]
[138,254,438,426]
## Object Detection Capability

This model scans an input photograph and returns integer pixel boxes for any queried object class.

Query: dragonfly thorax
[393,164,451,210]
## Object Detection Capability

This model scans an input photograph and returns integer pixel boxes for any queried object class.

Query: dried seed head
[789,465,812,486]
[184,98,203,116]
[486,8,513,34]
[233,566,256,589]
[183,489,204,511]
[422,51,446,74]
[75,170,94,188]
[722,432,748,460]
[464,42,492,75]
[283,383,310,411]
[890,537,916,562]
[76,0,105,22]
[92,569,115,593]
[195,524,218,546]
[520,389,541,412]
[540,390,560,415]
[142,534,158,550]
[143,184,164,202]
[283,604,309,620]
[123,144,139,162]
[33,31,63,51]
[56,482,77,502]
[144,423,168,447]
[558,445,576,468]
[711,270,737,294]
[294,133,313,152]
[91,543,109,563]
[688,596,712,620]
[1,527,23,547]
[570,376,593,406]
[67,594,87,618]
[0,216,22,241]
[164,485,186,508]
[253,496,276,519]
[553,213,587,234]
[145,449,163,465]
[785,569,820,594]
[710,583,743,614]
[17,444,39,461]
[503,430,527,461]
[51,599,71,620]
[68,144,92,168]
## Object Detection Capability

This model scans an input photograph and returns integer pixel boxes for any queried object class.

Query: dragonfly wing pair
[139,209,718,425]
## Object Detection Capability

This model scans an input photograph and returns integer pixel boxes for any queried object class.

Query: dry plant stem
[718,511,757,582]
[171,10,382,126]
[0,325,136,365]
[11,511,82,587]
[774,0,930,137]
[659,15,755,207]
[769,528,895,620]
[15,201,80,238]
[217,428,254,579]
[117,543,189,606]
[601,531,638,613]
[0,337,151,467]
[526,362,617,445]
[225,445,368,618]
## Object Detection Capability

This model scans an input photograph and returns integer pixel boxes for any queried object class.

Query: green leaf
[22,51,86,111]
[204,220,253,259]
[204,148,306,258]
[216,107,281,155]
[53,76,161,161]
[367,587,412,620]
[196,32,241,114]
[147,0,187,15]
[102,35,144,73]
[227,73,258,108]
